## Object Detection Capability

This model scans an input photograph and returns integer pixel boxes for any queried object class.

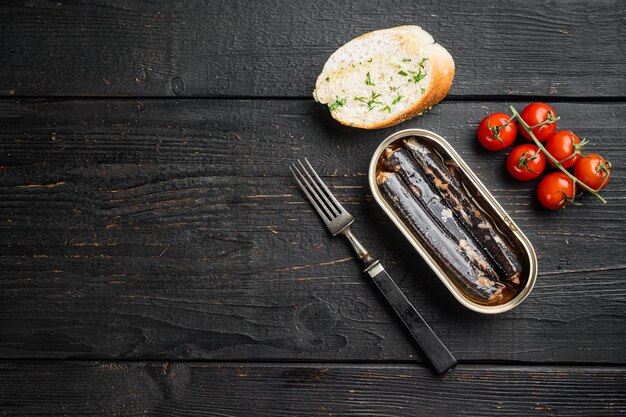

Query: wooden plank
[1,99,625,362]
[0,361,625,416]
[0,0,624,98]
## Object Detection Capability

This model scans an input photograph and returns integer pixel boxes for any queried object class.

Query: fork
[290,158,457,375]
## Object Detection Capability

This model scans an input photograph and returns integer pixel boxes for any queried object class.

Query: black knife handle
[366,262,457,375]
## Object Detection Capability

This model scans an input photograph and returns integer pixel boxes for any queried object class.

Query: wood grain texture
[1,361,625,416]
[0,0,624,98]
[1,99,624,362]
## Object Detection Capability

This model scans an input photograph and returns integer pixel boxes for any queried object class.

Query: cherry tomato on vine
[544,130,584,169]
[519,102,558,142]
[506,144,546,181]
[537,172,576,210]
[477,113,518,151]
[574,153,611,190]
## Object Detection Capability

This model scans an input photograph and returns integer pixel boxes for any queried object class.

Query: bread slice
[313,26,455,129]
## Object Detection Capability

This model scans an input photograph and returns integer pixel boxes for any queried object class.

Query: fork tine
[304,158,344,213]
[290,165,333,223]
[295,162,338,219]
[297,159,339,217]
[291,164,334,221]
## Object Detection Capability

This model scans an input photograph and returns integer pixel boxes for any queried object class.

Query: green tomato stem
[509,105,607,204]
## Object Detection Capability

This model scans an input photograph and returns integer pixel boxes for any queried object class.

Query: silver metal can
[369,129,537,314]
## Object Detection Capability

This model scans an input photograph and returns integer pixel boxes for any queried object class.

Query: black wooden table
[1,1,625,416]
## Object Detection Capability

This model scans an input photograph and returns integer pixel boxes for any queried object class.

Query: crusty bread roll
[313,26,455,129]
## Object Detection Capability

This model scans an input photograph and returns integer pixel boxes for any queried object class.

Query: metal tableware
[291,158,457,374]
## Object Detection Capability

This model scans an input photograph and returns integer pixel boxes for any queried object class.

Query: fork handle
[365,261,458,375]
[342,228,376,267]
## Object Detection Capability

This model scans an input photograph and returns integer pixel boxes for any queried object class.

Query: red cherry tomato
[477,113,518,151]
[574,153,611,190]
[519,102,558,142]
[537,172,576,210]
[506,144,546,181]
[544,130,583,169]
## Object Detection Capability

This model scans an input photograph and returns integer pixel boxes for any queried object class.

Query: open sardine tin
[369,129,537,314]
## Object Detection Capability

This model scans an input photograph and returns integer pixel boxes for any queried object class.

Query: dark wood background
[1,1,625,415]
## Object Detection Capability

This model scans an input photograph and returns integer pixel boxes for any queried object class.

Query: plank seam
[1,358,625,368]
[0,96,625,103]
